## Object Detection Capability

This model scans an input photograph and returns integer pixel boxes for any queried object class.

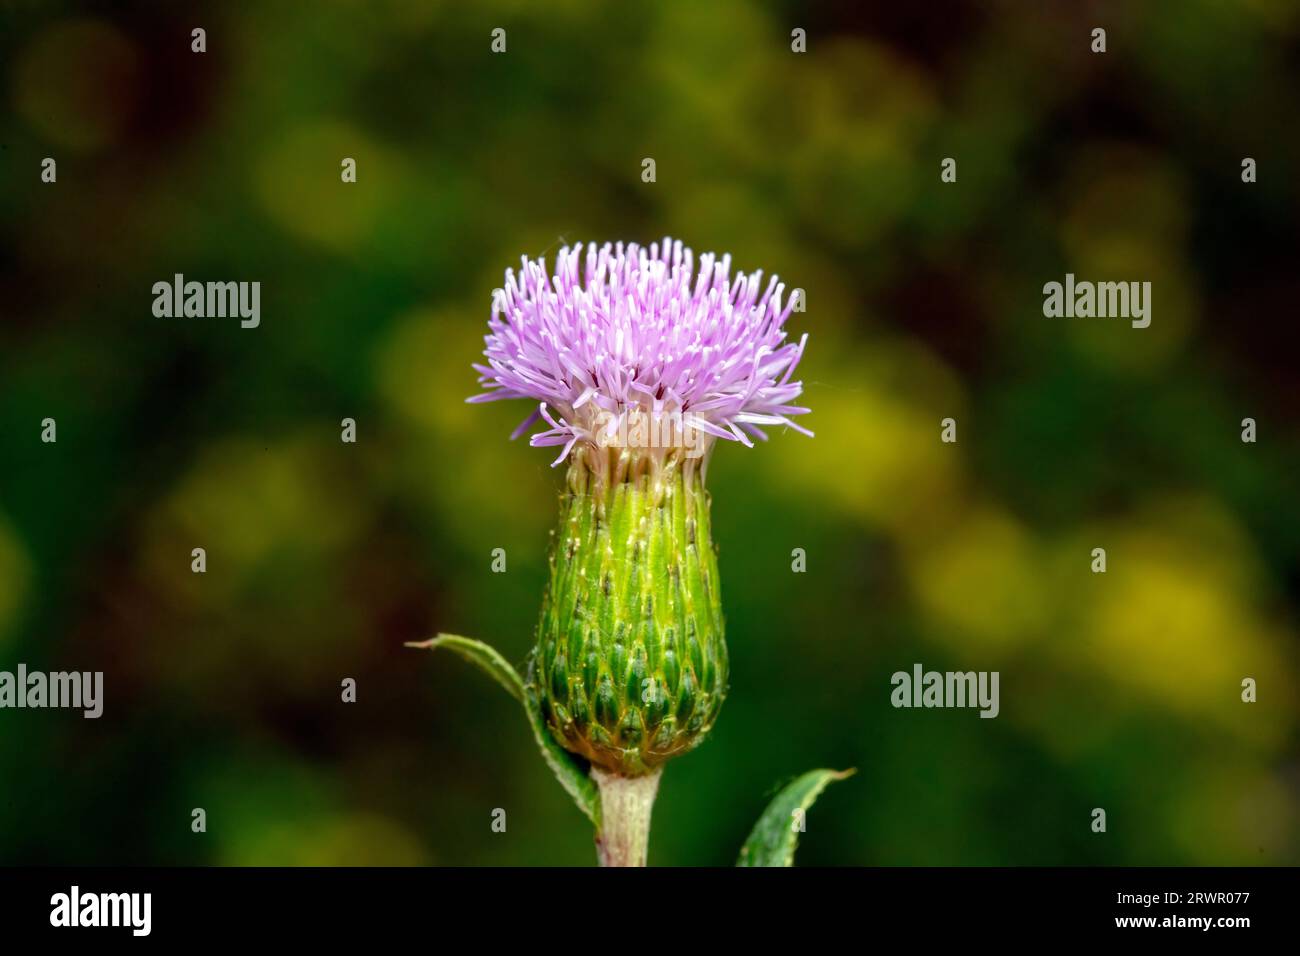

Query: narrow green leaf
[408,634,525,702]
[522,683,600,827]
[736,768,855,867]
[408,633,600,826]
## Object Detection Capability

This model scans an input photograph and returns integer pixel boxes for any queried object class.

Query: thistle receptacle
[465,238,811,863]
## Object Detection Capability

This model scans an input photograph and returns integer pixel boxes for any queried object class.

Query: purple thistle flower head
[470,238,812,466]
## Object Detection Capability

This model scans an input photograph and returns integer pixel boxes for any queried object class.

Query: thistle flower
[464,238,811,864]
[470,237,812,465]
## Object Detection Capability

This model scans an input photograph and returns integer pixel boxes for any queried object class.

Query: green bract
[532,443,728,777]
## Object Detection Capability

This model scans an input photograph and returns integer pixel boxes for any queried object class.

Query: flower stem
[592,766,662,867]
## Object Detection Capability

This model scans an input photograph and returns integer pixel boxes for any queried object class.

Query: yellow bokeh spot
[771,335,965,537]
[255,121,394,250]
[374,307,553,548]
[904,505,1049,655]
[145,434,368,601]
[784,40,937,244]
[1062,499,1294,744]
[1060,146,1198,369]
[221,811,430,866]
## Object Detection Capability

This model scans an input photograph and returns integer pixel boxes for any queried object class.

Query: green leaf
[407,633,600,827]
[408,633,525,703]
[736,768,855,867]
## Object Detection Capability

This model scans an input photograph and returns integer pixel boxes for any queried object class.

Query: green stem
[592,767,662,867]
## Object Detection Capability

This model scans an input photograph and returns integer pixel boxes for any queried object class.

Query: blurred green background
[1,0,1298,865]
